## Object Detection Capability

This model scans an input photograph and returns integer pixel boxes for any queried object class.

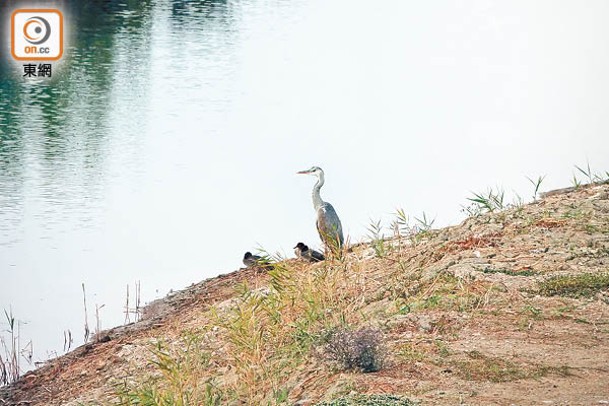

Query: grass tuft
[526,175,546,201]
[0,309,32,386]
[367,219,387,258]
[464,187,506,215]
[538,273,609,298]
[572,161,609,187]
[390,208,436,247]
[115,336,223,405]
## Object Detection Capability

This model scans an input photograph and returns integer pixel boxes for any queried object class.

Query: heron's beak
[293,245,298,249]
[297,170,310,175]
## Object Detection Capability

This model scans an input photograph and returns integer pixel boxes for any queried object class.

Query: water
[1,0,609,368]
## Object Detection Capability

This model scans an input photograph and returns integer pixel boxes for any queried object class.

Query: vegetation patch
[115,337,224,405]
[538,272,609,298]
[479,266,540,277]
[449,351,571,382]
[315,394,416,406]
[114,260,384,404]
[396,342,427,363]
[391,271,497,319]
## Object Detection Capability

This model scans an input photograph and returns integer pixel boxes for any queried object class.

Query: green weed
[538,272,609,298]
[315,394,415,406]
[479,266,539,277]
[572,161,609,187]
[367,219,387,258]
[396,343,426,363]
[526,175,546,200]
[462,187,506,216]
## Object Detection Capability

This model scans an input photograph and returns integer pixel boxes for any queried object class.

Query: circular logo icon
[23,16,51,45]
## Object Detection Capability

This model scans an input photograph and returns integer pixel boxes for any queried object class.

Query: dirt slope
[1,183,609,405]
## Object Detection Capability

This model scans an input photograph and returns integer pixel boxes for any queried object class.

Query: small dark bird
[294,242,325,262]
[243,252,262,267]
[243,251,273,269]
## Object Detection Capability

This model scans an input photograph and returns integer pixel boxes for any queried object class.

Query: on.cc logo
[11,9,63,61]
[23,16,52,45]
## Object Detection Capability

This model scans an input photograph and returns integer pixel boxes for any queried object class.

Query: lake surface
[1,0,609,370]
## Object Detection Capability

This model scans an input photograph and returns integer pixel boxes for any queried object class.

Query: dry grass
[0,310,26,386]
[116,259,387,404]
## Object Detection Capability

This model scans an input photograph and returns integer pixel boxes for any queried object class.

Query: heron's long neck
[312,173,325,210]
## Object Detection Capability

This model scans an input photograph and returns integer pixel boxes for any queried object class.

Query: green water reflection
[0,0,233,231]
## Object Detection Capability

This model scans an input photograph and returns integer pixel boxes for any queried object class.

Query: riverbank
[2,182,609,405]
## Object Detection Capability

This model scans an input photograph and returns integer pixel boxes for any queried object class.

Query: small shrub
[321,327,384,373]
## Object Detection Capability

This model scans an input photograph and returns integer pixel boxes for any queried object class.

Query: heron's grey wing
[323,203,343,243]
[317,203,344,245]
[316,218,324,243]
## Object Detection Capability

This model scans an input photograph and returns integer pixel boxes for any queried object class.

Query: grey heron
[294,242,325,262]
[297,166,344,253]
